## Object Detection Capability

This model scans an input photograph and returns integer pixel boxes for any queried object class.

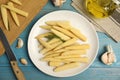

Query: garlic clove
[20,58,28,65]
[101,45,116,65]
[52,0,66,7]
[101,52,108,65]
[16,38,24,48]
[101,52,116,65]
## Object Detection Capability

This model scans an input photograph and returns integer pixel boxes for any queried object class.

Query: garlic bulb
[52,0,66,7]
[16,38,24,48]
[101,45,116,65]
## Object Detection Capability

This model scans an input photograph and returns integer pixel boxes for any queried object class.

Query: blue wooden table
[0,0,120,80]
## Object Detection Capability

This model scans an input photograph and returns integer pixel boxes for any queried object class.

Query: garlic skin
[16,38,24,48]
[101,45,116,65]
[52,0,66,7]
[101,52,116,65]
[20,58,28,65]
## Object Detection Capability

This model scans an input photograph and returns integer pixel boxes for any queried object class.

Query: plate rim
[27,10,99,77]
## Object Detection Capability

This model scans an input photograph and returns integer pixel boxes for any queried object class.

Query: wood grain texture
[10,61,25,80]
[0,67,120,80]
[0,0,120,80]
[0,0,48,55]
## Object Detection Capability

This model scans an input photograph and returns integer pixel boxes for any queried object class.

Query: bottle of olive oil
[85,0,117,18]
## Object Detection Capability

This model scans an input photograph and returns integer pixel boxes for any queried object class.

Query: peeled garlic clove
[101,52,116,65]
[20,58,28,65]
[16,38,24,48]
[52,0,66,7]
[101,52,108,64]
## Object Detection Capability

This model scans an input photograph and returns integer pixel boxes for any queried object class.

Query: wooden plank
[91,32,120,67]
[0,0,48,56]
[0,0,120,80]
[1,33,120,67]
[0,67,120,80]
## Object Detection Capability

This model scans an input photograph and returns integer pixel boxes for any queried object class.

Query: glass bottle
[85,0,119,18]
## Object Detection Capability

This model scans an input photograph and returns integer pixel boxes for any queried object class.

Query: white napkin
[71,0,120,42]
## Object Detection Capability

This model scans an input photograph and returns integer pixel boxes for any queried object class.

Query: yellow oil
[85,0,117,18]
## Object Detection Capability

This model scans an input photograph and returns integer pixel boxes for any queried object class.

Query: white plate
[28,10,99,77]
